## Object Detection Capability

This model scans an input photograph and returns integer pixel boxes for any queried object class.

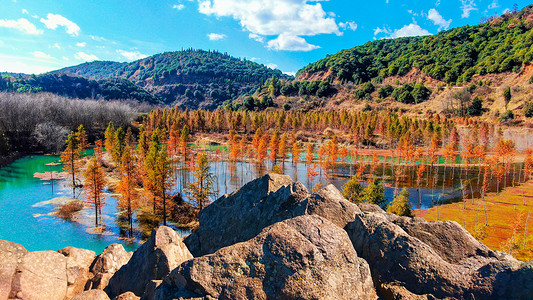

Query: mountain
[298,5,533,85]
[235,6,533,119]
[50,49,291,109]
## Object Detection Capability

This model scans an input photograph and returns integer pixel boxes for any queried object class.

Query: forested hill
[298,5,533,85]
[49,49,291,109]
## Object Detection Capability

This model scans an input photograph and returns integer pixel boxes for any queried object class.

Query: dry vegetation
[415,180,533,261]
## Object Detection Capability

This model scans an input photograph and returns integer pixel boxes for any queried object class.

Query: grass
[415,180,533,261]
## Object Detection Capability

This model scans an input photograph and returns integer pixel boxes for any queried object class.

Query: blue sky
[0,0,528,75]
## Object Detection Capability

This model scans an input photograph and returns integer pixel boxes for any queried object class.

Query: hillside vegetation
[298,5,533,85]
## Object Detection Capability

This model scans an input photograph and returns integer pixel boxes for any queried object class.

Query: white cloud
[40,13,80,36]
[62,56,69,60]
[32,51,54,60]
[173,4,185,10]
[198,0,340,51]
[250,57,260,62]
[74,52,99,61]
[76,42,86,47]
[461,0,478,18]
[267,34,320,51]
[207,33,226,40]
[90,35,107,41]
[390,24,431,38]
[249,33,265,43]
[488,0,499,9]
[427,8,452,31]
[117,49,148,61]
[0,54,60,74]
[52,43,61,49]
[0,18,42,35]
[266,63,278,69]
[22,9,29,14]
[339,21,358,31]
[284,71,296,76]
[375,24,431,39]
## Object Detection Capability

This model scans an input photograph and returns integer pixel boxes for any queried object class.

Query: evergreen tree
[387,188,413,217]
[342,175,364,203]
[363,179,387,208]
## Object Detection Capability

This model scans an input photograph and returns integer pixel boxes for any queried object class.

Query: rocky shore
[1,173,532,299]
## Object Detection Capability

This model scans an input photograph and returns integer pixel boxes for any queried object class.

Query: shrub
[387,188,413,217]
[55,200,84,220]
[363,180,386,208]
[342,176,364,203]
[500,110,514,122]
[467,97,483,116]
[524,102,533,118]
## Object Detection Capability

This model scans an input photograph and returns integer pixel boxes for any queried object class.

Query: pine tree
[342,175,364,203]
[104,122,116,155]
[112,127,126,162]
[387,188,413,217]
[186,152,217,211]
[363,179,387,208]
[76,124,88,153]
[117,146,139,236]
[83,157,106,227]
[61,133,81,198]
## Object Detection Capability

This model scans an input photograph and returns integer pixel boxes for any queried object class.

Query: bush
[354,82,375,100]
[378,85,394,98]
[467,97,483,116]
[283,103,291,111]
[342,176,364,203]
[500,110,514,122]
[55,200,84,220]
[363,180,386,208]
[387,188,413,217]
[524,102,533,118]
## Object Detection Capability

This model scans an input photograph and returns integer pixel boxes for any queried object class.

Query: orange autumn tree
[95,140,104,162]
[76,124,88,153]
[83,157,106,227]
[61,133,81,198]
[292,140,302,165]
[117,146,140,236]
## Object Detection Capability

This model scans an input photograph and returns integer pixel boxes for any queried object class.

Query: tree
[104,122,116,155]
[524,102,533,118]
[387,188,413,217]
[76,124,88,153]
[187,152,217,212]
[83,157,106,227]
[467,97,483,116]
[342,175,364,203]
[117,146,140,236]
[363,179,386,208]
[61,133,81,198]
[155,144,174,225]
[112,127,126,162]
[503,87,511,111]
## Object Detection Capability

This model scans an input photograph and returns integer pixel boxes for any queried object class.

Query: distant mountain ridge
[50,49,291,109]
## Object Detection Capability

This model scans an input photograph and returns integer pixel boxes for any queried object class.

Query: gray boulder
[184,173,359,257]
[58,246,96,299]
[345,210,533,299]
[157,215,377,300]
[71,289,111,300]
[88,243,132,290]
[0,240,28,300]
[10,251,68,300]
[106,226,193,298]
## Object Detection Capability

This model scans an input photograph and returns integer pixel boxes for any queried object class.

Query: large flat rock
[0,240,28,300]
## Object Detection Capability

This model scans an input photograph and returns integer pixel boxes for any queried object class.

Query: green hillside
[298,5,533,85]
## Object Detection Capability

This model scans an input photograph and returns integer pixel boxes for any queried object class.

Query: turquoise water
[0,155,140,253]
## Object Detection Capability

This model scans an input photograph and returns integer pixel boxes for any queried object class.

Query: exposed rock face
[71,289,110,300]
[345,210,533,299]
[88,243,132,290]
[59,246,97,299]
[0,240,28,300]
[10,251,68,300]
[184,173,360,257]
[106,226,193,298]
[156,215,377,300]
[113,291,141,300]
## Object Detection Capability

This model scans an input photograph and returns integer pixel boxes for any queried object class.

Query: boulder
[58,246,96,299]
[10,250,68,300]
[0,240,28,300]
[157,215,377,300]
[106,226,193,298]
[303,183,361,228]
[113,291,141,300]
[184,174,359,257]
[71,289,110,300]
[88,243,132,290]
[345,210,533,298]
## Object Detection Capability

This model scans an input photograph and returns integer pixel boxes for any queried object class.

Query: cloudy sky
[0,0,527,75]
